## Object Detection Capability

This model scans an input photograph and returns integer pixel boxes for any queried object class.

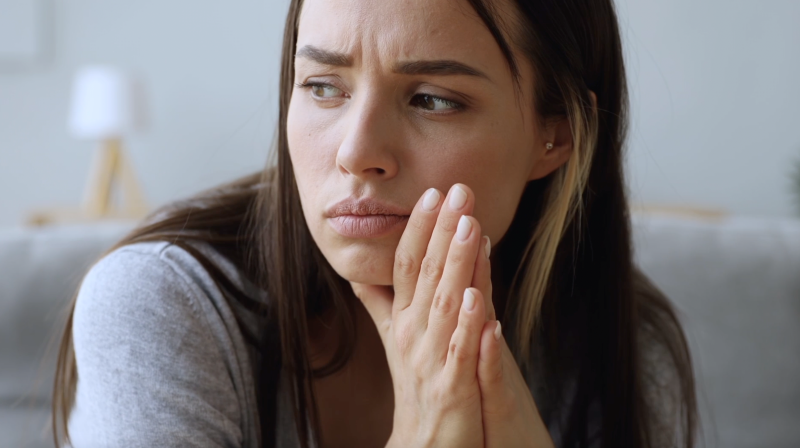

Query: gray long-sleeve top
[67,240,602,447]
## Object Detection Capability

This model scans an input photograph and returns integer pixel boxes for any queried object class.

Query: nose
[335,92,400,180]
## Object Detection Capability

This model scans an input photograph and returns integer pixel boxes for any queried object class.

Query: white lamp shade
[68,65,139,140]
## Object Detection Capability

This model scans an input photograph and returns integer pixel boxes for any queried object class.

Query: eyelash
[295,82,347,98]
[294,82,466,112]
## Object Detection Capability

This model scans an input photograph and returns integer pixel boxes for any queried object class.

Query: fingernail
[494,321,502,340]
[463,288,476,311]
[456,215,472,241]
[449,185,467,210]
[422,188,440,211]
[484,236,491,259]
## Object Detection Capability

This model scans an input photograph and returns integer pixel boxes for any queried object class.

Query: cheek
[286,97,339,195]
[286,97,331,246]
[414,117,530,243]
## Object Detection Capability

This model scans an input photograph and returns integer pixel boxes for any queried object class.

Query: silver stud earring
[545,142,554,150]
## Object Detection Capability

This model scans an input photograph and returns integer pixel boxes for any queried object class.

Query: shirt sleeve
[68,245,245,448]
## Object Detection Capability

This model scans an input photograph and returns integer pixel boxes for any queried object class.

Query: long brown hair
[52,0,698,447]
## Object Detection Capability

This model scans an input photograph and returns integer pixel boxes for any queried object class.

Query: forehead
[296,0,509,76]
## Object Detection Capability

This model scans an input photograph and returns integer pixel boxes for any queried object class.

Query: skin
[286,0,576,446]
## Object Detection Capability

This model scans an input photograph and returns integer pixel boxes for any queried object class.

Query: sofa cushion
[0,405,52,448]
[632,213,800,448]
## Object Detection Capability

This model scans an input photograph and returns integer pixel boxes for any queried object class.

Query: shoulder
[75,240,266,340]
[70,241,262,447]
[74,241,226,346]
[76,241,202,321]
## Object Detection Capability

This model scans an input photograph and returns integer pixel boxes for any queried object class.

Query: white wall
[0,0,289,227]
[1,0,799,228]
[618,0,800,217]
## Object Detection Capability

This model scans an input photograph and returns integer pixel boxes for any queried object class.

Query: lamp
[26,65,149,226]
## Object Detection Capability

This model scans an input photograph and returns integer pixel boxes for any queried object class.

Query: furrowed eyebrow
[394,60,491,81]
[295,45,352,67]
[295,45,490,82]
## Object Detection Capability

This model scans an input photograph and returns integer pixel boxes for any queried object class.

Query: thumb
[477,320,505,412]
[349,282,394,341]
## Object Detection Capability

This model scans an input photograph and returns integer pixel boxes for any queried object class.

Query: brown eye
[411,94,461,111]
[309,84,344,98]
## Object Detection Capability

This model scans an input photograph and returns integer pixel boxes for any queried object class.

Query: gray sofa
[0,222,135,448]
[1,214,798,448]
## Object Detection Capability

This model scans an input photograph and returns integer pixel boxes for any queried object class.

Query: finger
[410,184,475,322]
[392,188,442,313]
[444,287,486,383]
[471,235,494,321]
[349,282,394,343]
[425,215,482,361]
[477,319,505,408]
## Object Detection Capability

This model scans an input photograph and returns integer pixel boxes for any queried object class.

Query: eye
[411,94,463,112]
[297,82,346,99]
[311,84,343,98]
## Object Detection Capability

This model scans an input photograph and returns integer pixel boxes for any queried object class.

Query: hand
[350,184,494,448]
[475,292,555,448]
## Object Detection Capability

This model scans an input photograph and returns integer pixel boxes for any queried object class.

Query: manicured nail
[422,188,440,211]
[484,236,491,259]
[463,288,475,311]
[456,215,472,241]
[494,321,502,340]
[449,185,467,210]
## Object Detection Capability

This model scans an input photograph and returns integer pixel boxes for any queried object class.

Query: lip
[326,196,412,218]
[326,196,412,238]
[329,215,409,238]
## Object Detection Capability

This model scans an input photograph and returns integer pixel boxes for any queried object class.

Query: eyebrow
[394,60,489,80]
[295,45,352,67]
[295,45,490,81]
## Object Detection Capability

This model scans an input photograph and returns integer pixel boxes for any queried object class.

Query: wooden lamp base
[26,138,150,226]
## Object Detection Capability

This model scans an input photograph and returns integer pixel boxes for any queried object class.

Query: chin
[324,243,396,286]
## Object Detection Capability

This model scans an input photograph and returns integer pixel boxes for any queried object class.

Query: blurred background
[1,1,798,447]
[0,0,799,225]
[1,0,288,227]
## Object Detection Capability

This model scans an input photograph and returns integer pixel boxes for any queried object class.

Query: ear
[527,91,597,181]
[527,116,572,181]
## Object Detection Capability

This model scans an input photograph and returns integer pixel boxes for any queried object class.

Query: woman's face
[287,0,562,285]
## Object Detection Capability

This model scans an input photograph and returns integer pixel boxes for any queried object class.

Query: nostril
[376,168,385,174]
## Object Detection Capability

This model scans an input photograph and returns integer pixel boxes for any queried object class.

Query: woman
[52,0,698,446]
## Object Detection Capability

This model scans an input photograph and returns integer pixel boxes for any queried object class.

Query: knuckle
[432,290,458,316]
[420,256,443,282]
[408,214,426,231]
[448,338,472,363]
[447,250,466,266]
[439,214,459,232]
[394,248,417,279]
[457,312,478,333]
